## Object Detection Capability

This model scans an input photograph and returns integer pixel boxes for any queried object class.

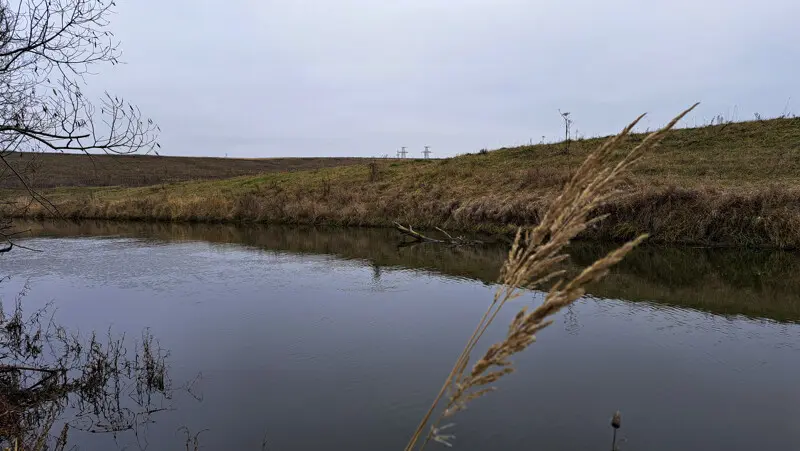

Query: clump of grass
[368,160,380,182]
[404,104,699,450]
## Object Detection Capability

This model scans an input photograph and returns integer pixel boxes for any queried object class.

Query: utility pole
[422,146,431,159]
[400,146,408,158]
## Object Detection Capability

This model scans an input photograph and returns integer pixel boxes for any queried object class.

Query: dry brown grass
[404,105,698,450]
[0,152,368,189]
[3,116,800,248]
[8,184,800,248]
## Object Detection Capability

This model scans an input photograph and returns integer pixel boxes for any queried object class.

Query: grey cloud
[84,0,799,157]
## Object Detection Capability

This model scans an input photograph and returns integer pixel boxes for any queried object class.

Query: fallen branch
[393,222,483,246]
[394,223,444,243]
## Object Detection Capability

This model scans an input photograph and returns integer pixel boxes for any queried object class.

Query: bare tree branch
[0,0,159,251]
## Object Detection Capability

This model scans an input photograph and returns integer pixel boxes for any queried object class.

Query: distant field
[0,152,369,189]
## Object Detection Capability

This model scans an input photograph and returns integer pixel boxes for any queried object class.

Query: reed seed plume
[404,103,699,451]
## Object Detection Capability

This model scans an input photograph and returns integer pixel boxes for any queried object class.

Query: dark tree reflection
[0,283,172,450]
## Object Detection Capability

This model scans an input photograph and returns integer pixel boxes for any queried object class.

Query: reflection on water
[0,219,798,451]
[0,288,172,450]
[17,219,800,323]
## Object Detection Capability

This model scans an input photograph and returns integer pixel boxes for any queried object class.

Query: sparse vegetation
[4,116,800,248]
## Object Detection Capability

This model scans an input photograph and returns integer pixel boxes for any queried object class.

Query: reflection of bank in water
[15,219,800,323]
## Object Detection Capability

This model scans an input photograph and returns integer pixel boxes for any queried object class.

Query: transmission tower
[400,146,408,158]
[422,146,432,159]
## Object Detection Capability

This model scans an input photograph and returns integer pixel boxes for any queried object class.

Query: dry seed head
[612,411,622,429]
[405,105,698,451]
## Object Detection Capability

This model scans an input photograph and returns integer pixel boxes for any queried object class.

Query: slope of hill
[0,152,368,189]
[5,117,800,248]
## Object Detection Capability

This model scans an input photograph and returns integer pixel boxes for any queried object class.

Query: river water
[1,220,799,451]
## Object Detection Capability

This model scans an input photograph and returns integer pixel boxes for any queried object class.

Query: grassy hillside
[4,117,800,248]
[0,152,367,188]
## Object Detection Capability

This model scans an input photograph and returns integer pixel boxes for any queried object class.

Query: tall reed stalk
[404,104,699,450]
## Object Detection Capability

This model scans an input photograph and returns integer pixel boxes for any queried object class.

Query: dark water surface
[2,220,800,450]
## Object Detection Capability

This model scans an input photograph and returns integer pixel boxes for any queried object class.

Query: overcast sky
[86,0,799,158]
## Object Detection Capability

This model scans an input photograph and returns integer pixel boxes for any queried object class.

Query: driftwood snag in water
[393,222,483,246]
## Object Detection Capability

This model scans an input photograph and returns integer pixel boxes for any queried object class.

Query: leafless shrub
[0,0,160,235]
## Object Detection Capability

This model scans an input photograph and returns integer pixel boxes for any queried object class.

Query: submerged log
[393,222,484,246]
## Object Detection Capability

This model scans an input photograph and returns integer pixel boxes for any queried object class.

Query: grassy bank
[5,117,800,248]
